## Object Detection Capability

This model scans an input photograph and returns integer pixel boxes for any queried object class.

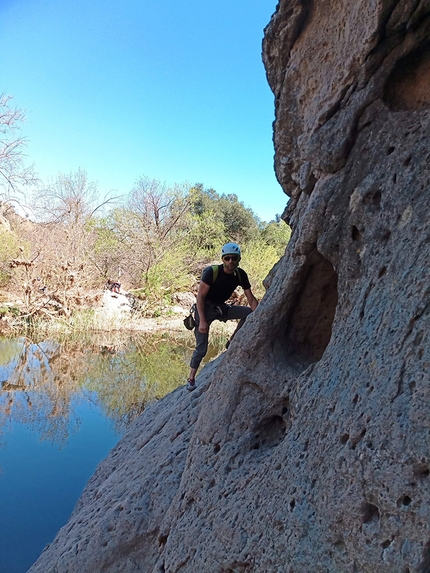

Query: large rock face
[29,1,430,572]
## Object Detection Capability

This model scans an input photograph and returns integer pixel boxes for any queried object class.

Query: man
[187,242,258,391]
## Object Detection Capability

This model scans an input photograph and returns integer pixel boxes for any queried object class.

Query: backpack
[211,264,242,285]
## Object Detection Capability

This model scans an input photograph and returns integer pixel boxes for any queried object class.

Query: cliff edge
[29,1,430,571]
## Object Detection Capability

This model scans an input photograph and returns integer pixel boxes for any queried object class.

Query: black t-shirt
[201,264,251,305]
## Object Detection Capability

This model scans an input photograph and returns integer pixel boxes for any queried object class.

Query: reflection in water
[0,337,82,447]
[85,335,197,430]
[0,330,228,446]
[0,330,229,573]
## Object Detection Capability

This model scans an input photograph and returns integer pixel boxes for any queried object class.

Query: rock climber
[186,242,258,391]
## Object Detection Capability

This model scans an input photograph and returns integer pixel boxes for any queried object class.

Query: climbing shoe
[186,379,196,392]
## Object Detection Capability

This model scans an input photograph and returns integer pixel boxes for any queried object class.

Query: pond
[0,330,227,573]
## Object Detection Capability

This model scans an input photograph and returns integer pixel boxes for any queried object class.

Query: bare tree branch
[0,93,39,200]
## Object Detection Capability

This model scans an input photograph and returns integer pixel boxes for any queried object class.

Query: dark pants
[190,302,252,370]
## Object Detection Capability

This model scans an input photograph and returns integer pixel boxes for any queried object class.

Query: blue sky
[0,0,286,222]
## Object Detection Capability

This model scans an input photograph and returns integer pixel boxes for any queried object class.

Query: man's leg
[224,305,252,347]
[189,326,210,376]
[187,305,218,390]
[189,366,198,381]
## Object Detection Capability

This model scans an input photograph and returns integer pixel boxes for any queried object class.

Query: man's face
[222,255,239,272]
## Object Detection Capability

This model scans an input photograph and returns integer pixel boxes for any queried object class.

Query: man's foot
[186,379,196,392]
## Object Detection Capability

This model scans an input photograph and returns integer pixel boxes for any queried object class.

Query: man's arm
[244,288,258,311]
[196,281,211,333]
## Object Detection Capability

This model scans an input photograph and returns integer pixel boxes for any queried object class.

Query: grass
[2,304,237,343]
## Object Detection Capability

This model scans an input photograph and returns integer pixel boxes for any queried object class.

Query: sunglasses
[223,256,239,262]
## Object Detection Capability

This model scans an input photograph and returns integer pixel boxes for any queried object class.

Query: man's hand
[196,281,211,333]
[244,288,259,311]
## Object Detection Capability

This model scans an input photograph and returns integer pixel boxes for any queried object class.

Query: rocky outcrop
[29,1,430,572]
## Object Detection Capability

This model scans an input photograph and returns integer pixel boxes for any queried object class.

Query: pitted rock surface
[29,1,430,572]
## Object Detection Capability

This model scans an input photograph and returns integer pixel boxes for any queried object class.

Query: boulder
[173,292,196,309]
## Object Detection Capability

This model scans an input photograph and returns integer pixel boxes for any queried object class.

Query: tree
[189,184,260,245]
[90,213,125,281]
[31,169,120,267]
[218,193,260,243]
[129,176,190,241]
[32,168,117,226]
[0,93,38,201]
[3,169,121,317]
[125,177,191,287]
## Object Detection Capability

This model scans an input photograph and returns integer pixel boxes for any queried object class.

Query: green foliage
[0,227,22,259]
[239,221,290,299]
[189,184,260,245]
[0,305,20,317]
[0,227,26,286]
[261,219,291,256]
[143,246,193,304]
[90,217,119,253]
[184,210,225,267]
[90,215,124,279]
[240,241,281,299]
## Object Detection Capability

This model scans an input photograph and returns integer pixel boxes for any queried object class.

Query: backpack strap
[212,264,242,286]
[236,268,242,286]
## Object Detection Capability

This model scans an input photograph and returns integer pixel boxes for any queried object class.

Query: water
[0,332,225,573]
[0,400,118,573]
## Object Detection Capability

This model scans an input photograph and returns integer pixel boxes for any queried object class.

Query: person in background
[106,279,121,294]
